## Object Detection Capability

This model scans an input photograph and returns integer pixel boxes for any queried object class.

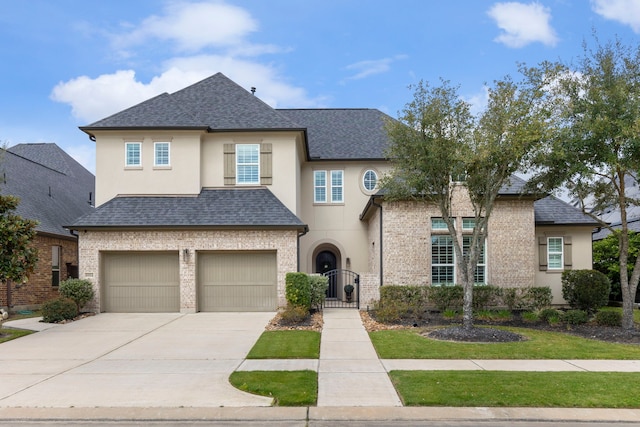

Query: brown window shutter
[224,144,235,185]
[538,237,548,271]
[563,236,572,269]
[260,143,272,185]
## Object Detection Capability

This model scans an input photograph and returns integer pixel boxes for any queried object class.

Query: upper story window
[236,144,260,184]
[363,169,378,192]
[314,170,344,203]
[331,170,343,203]
[154,142,170,167]
[314,171,327,203]
[125,142,141,167]
[547,237,564,270]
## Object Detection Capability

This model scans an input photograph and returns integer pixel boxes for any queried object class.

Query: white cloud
[344,55,408,81]
[487,2,558,48]
[592,0,640,33]
[463,86,490,116]
[112,1,258,54]
[51,57,324,123]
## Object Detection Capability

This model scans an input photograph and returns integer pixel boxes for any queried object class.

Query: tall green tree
[383,77,543,329]
[524,37,640,330]
[0,145,39,308]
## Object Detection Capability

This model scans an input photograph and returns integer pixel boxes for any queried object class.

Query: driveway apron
[0,312,274,408]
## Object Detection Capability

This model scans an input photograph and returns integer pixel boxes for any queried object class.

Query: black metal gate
[322,269,359,308]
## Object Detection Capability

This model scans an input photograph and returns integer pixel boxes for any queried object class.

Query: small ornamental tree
[59,278,95,313]
[0,194,38,306]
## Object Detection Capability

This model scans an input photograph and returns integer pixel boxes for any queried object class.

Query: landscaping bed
[362,310,640,345]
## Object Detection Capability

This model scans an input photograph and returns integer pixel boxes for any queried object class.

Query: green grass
[370,327,640,359]
[246,330,321,359]
[229,370,317,406]
[390,371,640,407]
[0,327,33,343]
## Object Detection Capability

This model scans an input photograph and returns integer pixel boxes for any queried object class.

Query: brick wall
[373,185,536,289]
[0,234,78,311]
[78,229,298,313]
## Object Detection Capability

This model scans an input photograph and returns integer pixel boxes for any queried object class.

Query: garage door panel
[198,252,276,312]
[103,252,179,313]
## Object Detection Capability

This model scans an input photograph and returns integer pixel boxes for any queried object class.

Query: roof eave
[67,224,307,231]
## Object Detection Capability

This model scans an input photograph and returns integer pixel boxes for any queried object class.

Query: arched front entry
[316,250,338,298]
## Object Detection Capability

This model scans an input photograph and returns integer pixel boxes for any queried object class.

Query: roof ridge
[2,148,66,176]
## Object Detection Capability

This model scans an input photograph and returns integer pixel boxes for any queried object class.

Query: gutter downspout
[297,226,309,271]
[371,199,383,287]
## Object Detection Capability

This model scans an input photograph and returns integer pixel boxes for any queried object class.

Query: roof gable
[1,144,95,237]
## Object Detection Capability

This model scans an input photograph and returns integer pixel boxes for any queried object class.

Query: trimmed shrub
[308,275,328,310]
[430,285,464,312]
[561,270,611,313]
[280,304,309,324]
[595,310,623,327]
[562,309,589,325]
[523,287,553,311]
[379,285,429,316]
[472,285,502,310]
[285,272,311,309]
[502,288,520,311]
[539,308,562,325]
[42,297,78,323]
[374,299,408,323]
[59,279,94,313]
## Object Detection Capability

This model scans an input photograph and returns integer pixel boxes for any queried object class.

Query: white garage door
[198,251,277,312]
[102,252,180,312]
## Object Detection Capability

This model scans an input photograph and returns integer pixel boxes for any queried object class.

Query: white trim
[547,236,564,270]
[153,141,170,167]
[235,144,260,185]
[125,142,142,167]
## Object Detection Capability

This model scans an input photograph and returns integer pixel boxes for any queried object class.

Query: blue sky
[1,0,639,173]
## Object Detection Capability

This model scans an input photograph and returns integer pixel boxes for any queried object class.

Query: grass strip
[247,330,320,359]
[0,328,33,344]
[370,328,640,359]
[229,370,317,406]
[390,371,640,407]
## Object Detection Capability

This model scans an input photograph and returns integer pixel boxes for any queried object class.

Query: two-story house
[70,73,597,313]
[1,143,95,310]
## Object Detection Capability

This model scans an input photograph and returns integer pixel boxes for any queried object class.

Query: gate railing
[322,269,359,308]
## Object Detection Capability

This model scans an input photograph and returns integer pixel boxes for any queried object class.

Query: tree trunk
[462,276,474,329]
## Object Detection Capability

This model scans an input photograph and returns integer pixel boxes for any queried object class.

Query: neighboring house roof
[0,143,95,238]
[69,188,307,230]
[534,195,599,226]
[277,109,393,160]
[80,73,302,133]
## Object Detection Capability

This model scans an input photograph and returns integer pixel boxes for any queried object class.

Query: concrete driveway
[0,313,275,408]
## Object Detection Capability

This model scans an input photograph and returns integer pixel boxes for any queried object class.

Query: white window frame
[362,169,378,192]
[431,235,455,285]
[236,144,260,185]
[154,142,170,167]
[125,142,142,167]
[431,218,450,230]
[430,228,487,286]
[547,237,564,270]
[314,170,327,203]
[463,236,486,284]
[330,170,344,203]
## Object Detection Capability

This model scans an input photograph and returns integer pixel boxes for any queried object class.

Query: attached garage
[198,251,277,312]
[102,252,180,313]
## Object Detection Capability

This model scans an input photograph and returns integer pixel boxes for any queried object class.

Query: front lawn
[229,370,317,406]
[370,327,640,359]
[246,330,321,359]
[391,371,640,407]
[0,327,32,344]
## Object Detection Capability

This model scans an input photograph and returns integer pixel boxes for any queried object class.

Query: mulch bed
[360,310,640,345]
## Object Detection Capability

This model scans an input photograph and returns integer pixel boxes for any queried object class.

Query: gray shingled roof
[534,195,599,225]
[277,109,393,160]
[69,188,306,229]
[1,144,95,237]
[81,73,301,133]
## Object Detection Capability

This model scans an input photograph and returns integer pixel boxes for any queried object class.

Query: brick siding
[78,229,298,313]
[0,234,78,311]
